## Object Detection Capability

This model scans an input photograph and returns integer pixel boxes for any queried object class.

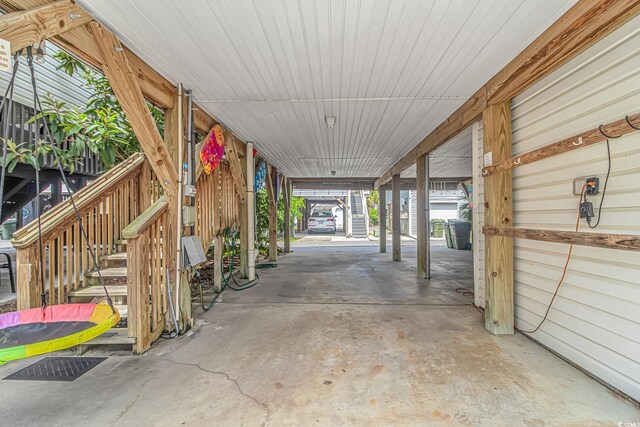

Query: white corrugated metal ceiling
[400,125,472,179]
[78,0,576,179]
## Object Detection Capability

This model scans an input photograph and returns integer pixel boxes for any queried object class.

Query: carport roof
[78,0,576,179]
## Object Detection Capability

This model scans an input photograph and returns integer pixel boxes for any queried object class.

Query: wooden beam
[224,131,246,203]
[416,154,430,279]
[391,174,401,261]
[486,0,640,104]
[483,112,640,176]
[0,0,92,53]
[483,102,513,335]
[89,22,178,196]
[375,0,640,187]
[291,177,375,191]
[483,226,640,252]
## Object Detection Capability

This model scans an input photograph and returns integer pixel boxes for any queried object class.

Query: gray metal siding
[511,15,640,401]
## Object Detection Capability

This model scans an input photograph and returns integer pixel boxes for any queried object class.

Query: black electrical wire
[0,50,22,224]
[587,136,612,229]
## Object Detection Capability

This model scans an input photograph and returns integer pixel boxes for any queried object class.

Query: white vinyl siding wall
[472,121,485,308]
[0,41,91,109]
[409,191,417,237]
[511,15,640,401]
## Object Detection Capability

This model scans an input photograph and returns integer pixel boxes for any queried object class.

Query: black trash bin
[443,221,454,249]
[450,220,472,250]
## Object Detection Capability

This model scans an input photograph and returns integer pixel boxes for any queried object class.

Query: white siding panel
[511,14,640,401]
[471,120,485,308]
[409,191,417,237]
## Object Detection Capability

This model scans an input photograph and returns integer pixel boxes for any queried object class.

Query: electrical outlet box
[586,176,599,195]
[573,177,587,195]
[184,184,196,197]
[182,206,196,226]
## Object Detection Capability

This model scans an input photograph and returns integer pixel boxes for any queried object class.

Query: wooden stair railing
[122,195,169,354]
[12,153,146,310]
[194,162,241,248]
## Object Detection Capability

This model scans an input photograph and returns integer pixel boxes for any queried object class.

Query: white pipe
[246,141,256,280]
[174,83,185,325]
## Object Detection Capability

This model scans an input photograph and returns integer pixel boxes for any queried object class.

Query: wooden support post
[266,165,278,262]
[283,178,291,253]
[483,101,514,335]
[417,155,430,279]
[341,197,347,236]
[163,89,180,172]
[127,231,150,353]
[15,246,38,309]
[213,235,223,292]
[379,189,387,253]
[245,142,256,280]
[239,204,248,277]
[392,174,401,261]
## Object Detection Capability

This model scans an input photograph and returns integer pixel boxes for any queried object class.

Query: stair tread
[82,327,135,345]
[114,304,127,318]
[85,267,127,277]
[67,285,127,297]
[100,252,127,261]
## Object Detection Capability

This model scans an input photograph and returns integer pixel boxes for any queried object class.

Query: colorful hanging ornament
[200,124,225,175]
[255,159,267,192]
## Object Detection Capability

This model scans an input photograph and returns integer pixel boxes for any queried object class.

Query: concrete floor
[0,242,637,426]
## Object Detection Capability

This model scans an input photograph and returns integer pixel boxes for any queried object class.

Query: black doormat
[4,357,107,382]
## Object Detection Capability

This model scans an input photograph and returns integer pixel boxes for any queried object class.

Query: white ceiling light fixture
[325,115,336,129]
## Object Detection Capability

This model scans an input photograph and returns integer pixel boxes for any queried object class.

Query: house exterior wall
[510,14,640,401]
[0,41,91,109]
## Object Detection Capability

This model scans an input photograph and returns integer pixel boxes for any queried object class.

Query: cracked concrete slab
[0,243,636,426]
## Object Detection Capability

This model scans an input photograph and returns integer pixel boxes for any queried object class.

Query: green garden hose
[198,227,261,311]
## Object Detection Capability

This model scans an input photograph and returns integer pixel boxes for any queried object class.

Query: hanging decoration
[255,159,267,192]
[200,125,225,175]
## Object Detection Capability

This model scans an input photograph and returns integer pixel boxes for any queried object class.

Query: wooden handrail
[122,195,168,239]
[12,153,146,248]
[483,226,640,252]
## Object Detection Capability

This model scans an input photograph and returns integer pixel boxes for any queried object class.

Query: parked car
[308,211,336,234]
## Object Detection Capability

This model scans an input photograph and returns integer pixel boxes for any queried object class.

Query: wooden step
[84,267,127,286]
[100,252,127,268]
[115,239,128,252]
[85,327,134,345]
[86,267,127,278]
[114,304,127,319]
[67,285,127,305]
[75,327,136,355]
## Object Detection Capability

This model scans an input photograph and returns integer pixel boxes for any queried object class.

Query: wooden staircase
[67,240,134,353]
